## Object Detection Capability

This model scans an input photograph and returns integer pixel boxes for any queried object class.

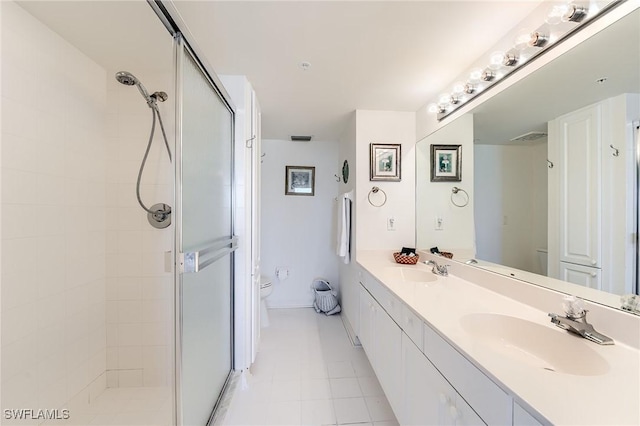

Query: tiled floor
[222,308,399,426]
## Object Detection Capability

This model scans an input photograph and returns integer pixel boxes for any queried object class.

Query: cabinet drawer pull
[438,392,448,405]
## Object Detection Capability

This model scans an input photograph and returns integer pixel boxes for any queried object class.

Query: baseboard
[266,303,314,309]
[341,314,361,347]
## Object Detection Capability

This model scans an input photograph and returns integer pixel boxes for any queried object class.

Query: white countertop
[357,250,640,426]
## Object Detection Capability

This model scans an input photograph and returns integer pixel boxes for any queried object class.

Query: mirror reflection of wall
[474,136,548,276]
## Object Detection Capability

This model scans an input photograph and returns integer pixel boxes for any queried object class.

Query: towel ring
[368,186,387,207]
[451,186,469,208]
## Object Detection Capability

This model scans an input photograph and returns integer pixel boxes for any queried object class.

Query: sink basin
[384,267,437,283]
[460,313,609,376]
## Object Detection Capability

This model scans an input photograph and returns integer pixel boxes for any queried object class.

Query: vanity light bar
[432,1,616,121]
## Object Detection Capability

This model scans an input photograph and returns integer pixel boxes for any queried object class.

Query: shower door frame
[174,34,237,425]
[147,1,239,424]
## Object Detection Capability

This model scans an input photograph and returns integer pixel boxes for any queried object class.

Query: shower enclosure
[0,1,236,425]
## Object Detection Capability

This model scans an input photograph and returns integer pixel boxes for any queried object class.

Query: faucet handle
[437,264,450,276]
[563,295,586,319]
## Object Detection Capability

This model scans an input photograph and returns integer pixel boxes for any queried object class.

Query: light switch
[387,217,396,231]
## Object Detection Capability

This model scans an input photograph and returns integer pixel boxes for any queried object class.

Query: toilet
[536,248,548,275]
[259,275,273,327]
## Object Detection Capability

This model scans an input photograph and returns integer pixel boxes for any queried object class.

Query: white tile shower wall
[1,0,108,418]
[105,72,173,388]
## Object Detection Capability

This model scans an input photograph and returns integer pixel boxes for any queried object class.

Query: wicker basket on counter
[393,252,420,265]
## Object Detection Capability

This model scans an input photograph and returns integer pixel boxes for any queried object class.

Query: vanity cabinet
[358,285,403,415]
[423,322,512,425]
[358,286,375,361]
[402,333,483,426]
[358,274,514,426]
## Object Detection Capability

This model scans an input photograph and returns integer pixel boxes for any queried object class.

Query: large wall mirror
[417,6,639,312]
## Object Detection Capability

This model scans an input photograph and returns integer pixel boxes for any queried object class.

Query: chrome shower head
[115,71,151,102]
[115,71,137,86]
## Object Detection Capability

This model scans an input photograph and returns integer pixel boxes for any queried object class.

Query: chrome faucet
[424,260,449,276]
[549,297,614,345]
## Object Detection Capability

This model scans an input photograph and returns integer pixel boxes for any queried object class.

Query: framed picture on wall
[430,144,462,182]
[285,166,315,196]
[370,143,401,181]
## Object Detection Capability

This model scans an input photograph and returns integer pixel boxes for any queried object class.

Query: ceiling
[171,1,542,141]
[17,1,546,141]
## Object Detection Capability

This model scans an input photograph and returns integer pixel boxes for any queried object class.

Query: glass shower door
[176,38,235,425]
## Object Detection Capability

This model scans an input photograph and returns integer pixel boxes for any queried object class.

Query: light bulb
[481,69,495,82]
[452,81,465,95]
[438,93,451,105]
[469,68,483,83]
[463,83,475,95]
[562,4,588,22]
[502,52,518,66]
[529,31,549,48]
[427,103,438,114]
[488,51,505,70]
[514,28,531,50]
[546,4,569,25]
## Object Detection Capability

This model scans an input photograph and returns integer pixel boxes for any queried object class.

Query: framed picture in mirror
[430,144,462,182]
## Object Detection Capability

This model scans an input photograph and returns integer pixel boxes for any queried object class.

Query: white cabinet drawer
[423,323,512,426]
[376,286,402,325]
[401,304,423,349]
[360,271,402,325]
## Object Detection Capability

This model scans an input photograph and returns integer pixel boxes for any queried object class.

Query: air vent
[510,131,548,142]
[290,135,312,142]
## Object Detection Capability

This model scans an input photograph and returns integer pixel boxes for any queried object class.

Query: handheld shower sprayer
[115,71,172,229]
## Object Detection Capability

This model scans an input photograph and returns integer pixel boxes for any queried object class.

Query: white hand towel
[336,192,352,264]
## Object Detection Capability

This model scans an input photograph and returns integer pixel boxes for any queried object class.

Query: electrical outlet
[387,217,396,231]
[435,216,444,231]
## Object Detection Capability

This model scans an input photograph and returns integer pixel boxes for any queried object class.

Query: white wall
[474,141,548,274]
[1,1,108,411]
[337,110,415,341]
[261,139,339,308]
[416,114,475,255]
[355,110,416,252]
